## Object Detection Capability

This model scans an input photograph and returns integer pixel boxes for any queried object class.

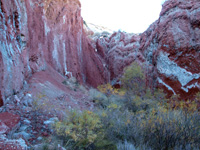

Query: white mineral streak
[157,52,200,88]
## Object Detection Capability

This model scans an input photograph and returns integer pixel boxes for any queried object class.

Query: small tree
[121,62,145,96]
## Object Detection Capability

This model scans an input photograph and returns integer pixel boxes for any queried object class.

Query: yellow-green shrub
[133,106,200,150]
[98,103,134,142]
[88,88,109,108]
[54,110,103,149]
[90,84,125,109]
[121,62,145,96]
[167,94,199,113]
[98,83,125,97]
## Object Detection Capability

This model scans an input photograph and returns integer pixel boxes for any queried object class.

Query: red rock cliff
[140,0,200,99]
[0,0,200,103]
[0,0,108,104]
[96,0,200,99]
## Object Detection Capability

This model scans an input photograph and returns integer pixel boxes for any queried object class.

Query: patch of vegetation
[121,62,145,96]
[41,62,200,150]
[53,110,116,150]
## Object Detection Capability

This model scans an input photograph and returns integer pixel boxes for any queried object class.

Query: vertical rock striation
[0,0,108,103]
[0,0,199,102]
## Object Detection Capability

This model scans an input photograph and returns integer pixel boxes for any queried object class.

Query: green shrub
[53,110,117,150]
[54,110,103,149]
[122,89,165,113]
[98,103,134,143]
[121,62,145,96]
[117,141,137,150]
[132,107,200,150]
[89,85,125,109]
[88,88,109,108]
[50,61,200,150]
[119,62,161,113]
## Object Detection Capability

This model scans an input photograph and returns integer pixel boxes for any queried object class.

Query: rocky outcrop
[140,0,200,99]
[0,0,108,103]
[95,0,200,99]
[95,31,142,86]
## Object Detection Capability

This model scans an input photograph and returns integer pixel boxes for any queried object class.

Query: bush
[99,106,132,142]
[50,96,199,150]
[95,85,200,150]
[119,62,160,113]
[132,107,200,150]
[49,61,200,150]
[54,110,102,149]
[121,88,166,113]
[167,94,199,113]
[53,110,117,150]
[88,88,109,108]
[98,83,125,97]
[89,84,125,109]
[121,62,145,96]
[117,141,137,150]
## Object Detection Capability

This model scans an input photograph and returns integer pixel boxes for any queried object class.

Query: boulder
[0,135,27,150]
[0,112,20,133]
[0,112,27,149]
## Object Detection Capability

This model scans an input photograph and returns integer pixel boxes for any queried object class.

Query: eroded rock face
[0,0,108,102]
[94,0,200,99]
[140,0,200,99]
[0,0,199,103]
[96,32,143,86]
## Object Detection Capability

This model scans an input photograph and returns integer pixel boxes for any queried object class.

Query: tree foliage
[121,62,145,96]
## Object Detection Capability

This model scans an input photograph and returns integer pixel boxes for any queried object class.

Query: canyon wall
[140,0,200,99]
[0,0,108,105]
[0,0,200,105]
[96,0,200,99]
[95,32,143,87]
